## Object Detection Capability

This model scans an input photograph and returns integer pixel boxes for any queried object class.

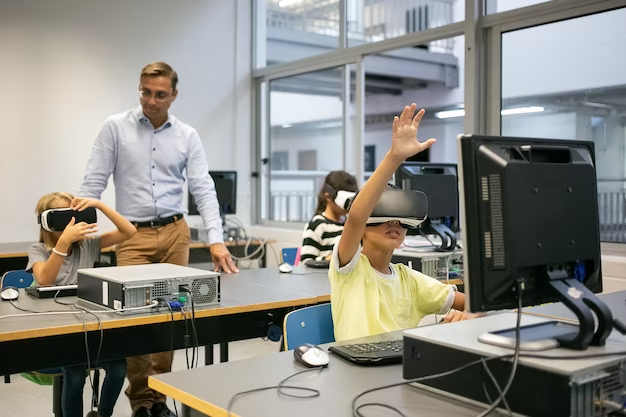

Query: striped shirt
[300,214,344,263]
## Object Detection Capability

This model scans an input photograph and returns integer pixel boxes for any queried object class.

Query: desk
[0,239,269,276]
[523,290,626,325]
[149,332,484,417]
[148,291,626,417]
[0,268,329,376]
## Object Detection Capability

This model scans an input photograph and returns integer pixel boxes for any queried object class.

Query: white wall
[0,0,252,243]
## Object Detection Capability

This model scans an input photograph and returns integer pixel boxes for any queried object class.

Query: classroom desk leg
[53,375,63,417]
[205,344,214,365]
[180,403,192,417]
[220,342,229,362]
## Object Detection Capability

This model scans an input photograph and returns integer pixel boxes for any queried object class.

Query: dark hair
[315,170,358,215]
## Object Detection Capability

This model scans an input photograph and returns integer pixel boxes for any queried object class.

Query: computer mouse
[294,344,329,368]
[1,287,19,301]
[278,263,293,273]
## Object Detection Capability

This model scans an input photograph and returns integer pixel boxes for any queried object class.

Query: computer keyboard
[328,339,404,366]
[344,340,403,354]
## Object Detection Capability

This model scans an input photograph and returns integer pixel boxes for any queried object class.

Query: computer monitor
[458,134,625,350]
[188,171,237,217]
[395,162,459,251]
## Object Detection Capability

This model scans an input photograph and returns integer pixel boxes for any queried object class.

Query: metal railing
[598,180,626,243]
[270,192,317,223]
[267,0,456,54]
[268,178,626,243]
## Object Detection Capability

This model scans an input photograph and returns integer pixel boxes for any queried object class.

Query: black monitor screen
[395,162,459,229]
[188,171,237,216]
[459,135,601,312]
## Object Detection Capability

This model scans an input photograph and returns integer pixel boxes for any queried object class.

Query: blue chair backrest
[1,270,34,289]
[281,247,301,266]
[283,303,335,350]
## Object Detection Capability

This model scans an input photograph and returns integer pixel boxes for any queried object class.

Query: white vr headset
[346,188,428,229]
[334,190,356,210]
[38,207,97,232]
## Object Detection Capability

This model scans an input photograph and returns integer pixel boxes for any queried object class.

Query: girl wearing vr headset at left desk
[300,171,358,264]
[26,191,137,417]
[330,104,472,343]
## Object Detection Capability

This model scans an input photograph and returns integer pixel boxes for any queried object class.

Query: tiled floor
[2,338,281,417]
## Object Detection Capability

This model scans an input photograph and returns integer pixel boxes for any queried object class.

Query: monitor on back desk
[394,162,459,252]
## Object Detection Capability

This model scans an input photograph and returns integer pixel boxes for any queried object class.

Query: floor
[2,338,281,417]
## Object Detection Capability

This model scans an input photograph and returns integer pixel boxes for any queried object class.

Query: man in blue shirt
[79,62,238,417]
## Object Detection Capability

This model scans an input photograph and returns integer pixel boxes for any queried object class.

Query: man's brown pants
[116,218,190,412]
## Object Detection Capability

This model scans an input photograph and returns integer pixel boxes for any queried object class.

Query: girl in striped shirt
[300,171,358,264]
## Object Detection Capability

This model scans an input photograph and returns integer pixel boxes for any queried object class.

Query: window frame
[251,0,626,253]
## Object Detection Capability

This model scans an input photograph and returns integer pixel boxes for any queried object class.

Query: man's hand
[70,197,102,211]
[210,243,239,274]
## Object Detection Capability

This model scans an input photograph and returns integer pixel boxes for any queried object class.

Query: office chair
[4,269,101,416]
[1,270,34,290]
[283,303,335,351]
[2,270,35,383]
[281,247,301,266]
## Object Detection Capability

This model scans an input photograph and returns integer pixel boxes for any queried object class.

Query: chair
[281,247,301,266]
[283,303,335,351]
[1,270,34,290]
[2,270,34,383]
[2,270,100,415]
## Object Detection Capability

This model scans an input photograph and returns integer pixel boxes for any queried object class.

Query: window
[255,0,340,68]
[271,151,289,170]
[501,8,626,242]
[363,36,465,171]
[264,67,347,223]
[348,0,464,46]
[484,0,551,14]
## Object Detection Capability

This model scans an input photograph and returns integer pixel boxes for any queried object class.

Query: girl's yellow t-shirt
[329,245,454,342]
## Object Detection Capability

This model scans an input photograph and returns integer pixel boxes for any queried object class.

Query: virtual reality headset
[347,189,428,229]
[334,190,357,210]
[37,207,97,232]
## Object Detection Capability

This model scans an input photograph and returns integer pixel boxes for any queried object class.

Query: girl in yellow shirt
[330,104,468,342]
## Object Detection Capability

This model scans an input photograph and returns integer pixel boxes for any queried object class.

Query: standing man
[79,62,239,417]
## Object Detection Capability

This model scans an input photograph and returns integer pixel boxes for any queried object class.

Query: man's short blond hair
[140,62,178,91]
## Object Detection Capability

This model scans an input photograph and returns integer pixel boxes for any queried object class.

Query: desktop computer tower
[77,263,220,315]
[403,314,626,417]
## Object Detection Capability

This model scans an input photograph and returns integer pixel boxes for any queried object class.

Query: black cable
[476,280,523,417]
[157,298,178,417]
[180,286,200,368]
[8,298,69,314]
[190,292,199,368]
[180,306,192,369]
[351,356,504,417]
[54,291,103,415]
[227,367,324,417]
[480,358,512,416]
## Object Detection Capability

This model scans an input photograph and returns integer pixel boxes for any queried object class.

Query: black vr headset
[37,207,97,232]
[347,188,428,229]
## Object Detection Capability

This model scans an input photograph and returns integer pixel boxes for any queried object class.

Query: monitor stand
[479,278,626,351]
[421,222,457,252]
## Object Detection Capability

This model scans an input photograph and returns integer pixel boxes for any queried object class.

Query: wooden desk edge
[0,239,275,259]
[0,295,321,343]
[149,376,239,417]
[521,310,577,323]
